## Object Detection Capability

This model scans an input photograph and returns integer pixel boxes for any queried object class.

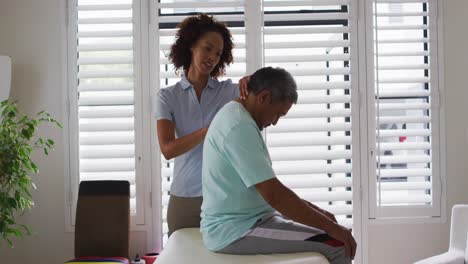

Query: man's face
[255,91,293,130]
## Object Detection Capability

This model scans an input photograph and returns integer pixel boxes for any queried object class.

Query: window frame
[64,0,152,233]
[362,0,446,221]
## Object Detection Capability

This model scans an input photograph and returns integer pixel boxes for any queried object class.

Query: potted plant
[0,99,61,247]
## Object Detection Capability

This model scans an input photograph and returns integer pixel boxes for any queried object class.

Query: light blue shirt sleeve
[223,123,276,188]
[154,88,173,121]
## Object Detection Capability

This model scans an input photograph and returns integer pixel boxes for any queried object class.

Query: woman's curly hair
[169,14,234,78]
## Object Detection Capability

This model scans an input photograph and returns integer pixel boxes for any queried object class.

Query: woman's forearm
[159,126,208,160]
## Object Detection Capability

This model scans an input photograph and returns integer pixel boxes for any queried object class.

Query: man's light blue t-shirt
[201,101,276,251]
[154,76,238,197]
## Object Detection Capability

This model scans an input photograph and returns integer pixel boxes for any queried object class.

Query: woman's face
[190,31,224,76]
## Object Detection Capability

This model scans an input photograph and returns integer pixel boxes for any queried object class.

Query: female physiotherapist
[155,14,248,236]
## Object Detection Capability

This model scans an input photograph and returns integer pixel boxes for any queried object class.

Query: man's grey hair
[247,67,298,104]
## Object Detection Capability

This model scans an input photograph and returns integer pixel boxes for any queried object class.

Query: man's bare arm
[255,178,356,259]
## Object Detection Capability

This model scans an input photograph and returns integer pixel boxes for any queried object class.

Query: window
[67,0,145,225]
[367,0,442,218]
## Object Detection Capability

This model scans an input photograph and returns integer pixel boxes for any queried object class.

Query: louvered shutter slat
[265,40,350,49]
[264,0,351,7]
[285,108,351,119]
[264,13,349,22]
[78,69,133,78]
[78,43,133,52]
[277,176,352,189]
[376,25,428,30]
[78,57,133,65]
[380,182,431,190]
[378,89,430,97]
[265,26,350,35]
[80,145,135,159]
[378,142,430,151]
[79,106,134,118]
[81,171,135,184]
[78,83,133,92]
[380,194,431,204]
[78,4,132,11]
[269,121,351,133]
[376,11,428,17]
[298,81,351,90]
[78,92,134,106]
[78,17,132,24]
[273,163,352,175]
[268,134,351,148]
[79,131,134,145]
[378,168,431,177]
[80,158,135,172]
[377,129,430,137]
[269,148,352,162]
[266,54,350,63]
[378,115,430,124]
[158,1,244,8]
[159,14,244,24]
[378,154,431,164]
[79,118,134,132]
[378,102,430,110]
[78,30,133,38]
[379,76,429,83]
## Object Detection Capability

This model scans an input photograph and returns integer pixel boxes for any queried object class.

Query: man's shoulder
[213,102,250,127]
[207,103,249,141]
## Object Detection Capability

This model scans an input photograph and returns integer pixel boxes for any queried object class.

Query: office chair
[71,180,130,262]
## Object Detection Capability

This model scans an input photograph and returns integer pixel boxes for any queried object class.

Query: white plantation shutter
[368,0,441,218]
[263,0,357,229]
[70,0,143,222]
[154,0,247,244]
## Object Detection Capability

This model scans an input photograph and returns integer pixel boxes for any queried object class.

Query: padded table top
[156,228,330,264]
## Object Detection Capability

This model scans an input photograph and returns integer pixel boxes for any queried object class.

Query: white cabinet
[0,55,12,102]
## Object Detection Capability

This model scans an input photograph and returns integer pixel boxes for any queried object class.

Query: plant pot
[0,55,12,102]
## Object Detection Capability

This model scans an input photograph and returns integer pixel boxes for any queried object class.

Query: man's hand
[327,223,357,260]
[319,208,337,223]
[303,200,337,223]
[238,75,250,100]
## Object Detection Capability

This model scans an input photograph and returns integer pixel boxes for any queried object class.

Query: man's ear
[257,90,271,104]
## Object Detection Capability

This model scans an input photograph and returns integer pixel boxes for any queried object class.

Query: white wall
[0,0,73,262]
[0,0,466,263]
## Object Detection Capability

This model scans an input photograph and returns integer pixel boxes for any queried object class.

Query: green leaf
[0,100,61,247]
[20,224,31,236]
